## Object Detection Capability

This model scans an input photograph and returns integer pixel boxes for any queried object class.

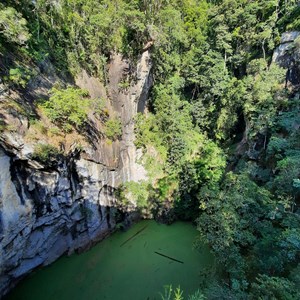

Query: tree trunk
[262,39,266,61]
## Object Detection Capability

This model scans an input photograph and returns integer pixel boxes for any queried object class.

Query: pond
[5,220,216,300]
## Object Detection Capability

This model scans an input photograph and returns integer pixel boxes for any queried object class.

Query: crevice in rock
[9,160,30,206]
[106,206,111,229]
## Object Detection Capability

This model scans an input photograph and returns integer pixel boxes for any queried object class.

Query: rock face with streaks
[0,51,152,296]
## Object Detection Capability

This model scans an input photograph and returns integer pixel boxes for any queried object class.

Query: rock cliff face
[273,31,300,87]
[0,51,152,296]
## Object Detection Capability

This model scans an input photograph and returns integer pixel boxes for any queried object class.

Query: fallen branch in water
[154,251,184,264]
[120,225,148,247]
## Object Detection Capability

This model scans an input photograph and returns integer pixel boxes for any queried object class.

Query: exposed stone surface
[0,51,152,296]
[280,31,300,44]
[272,31,300,86]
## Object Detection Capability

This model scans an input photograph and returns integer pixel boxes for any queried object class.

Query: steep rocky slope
[0,50,152,296]
[273,31,300,87]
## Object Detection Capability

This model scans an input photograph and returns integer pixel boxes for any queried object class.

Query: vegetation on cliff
[1,0,300,299]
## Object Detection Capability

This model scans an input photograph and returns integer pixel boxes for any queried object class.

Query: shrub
[40,87,90,130]
[118,181,150,208]
[105,118,122,140]
[7,67,31,88]
[32,143,61,165]
[118,79,130,90]
[48,126,61,136]
[90,97,106,114]
[0,5,30,45]
[30,120,48,135]
[90,97,109,121]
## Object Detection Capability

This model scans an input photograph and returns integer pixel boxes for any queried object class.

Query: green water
[6,220,215,300]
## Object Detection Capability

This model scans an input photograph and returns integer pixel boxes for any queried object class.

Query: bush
[30,120,48,135]
[105,118,122,140]
[7,67,31,88]
[40,87,90,130]
[48,126,61,136]
[118,181,150,208]
[90,97,109,121]
[32,143,61,165]
[0,5,30,45]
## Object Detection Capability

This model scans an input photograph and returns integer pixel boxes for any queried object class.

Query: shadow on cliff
[83,119,103,150]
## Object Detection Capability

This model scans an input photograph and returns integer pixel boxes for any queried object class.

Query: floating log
[120,225,148,247]
[154,251,184,264]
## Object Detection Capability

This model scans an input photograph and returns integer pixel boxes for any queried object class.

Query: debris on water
[154,251,184,264]
[120,225,148,247]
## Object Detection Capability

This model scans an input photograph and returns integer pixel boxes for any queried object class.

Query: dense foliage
[1,0,300,299]
[40,87,90,131]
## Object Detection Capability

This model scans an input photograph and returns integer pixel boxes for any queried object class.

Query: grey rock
[273,31,300,86]
[280,31,300,44]
[0,51,153,297]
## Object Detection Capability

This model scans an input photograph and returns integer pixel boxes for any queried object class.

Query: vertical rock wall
[272,31,300,86]
[0,51,152,296]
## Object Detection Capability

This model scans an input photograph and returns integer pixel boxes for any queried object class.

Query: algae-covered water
[6,220,215,300]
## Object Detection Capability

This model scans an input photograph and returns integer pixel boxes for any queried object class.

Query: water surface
[6,220,215,300]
